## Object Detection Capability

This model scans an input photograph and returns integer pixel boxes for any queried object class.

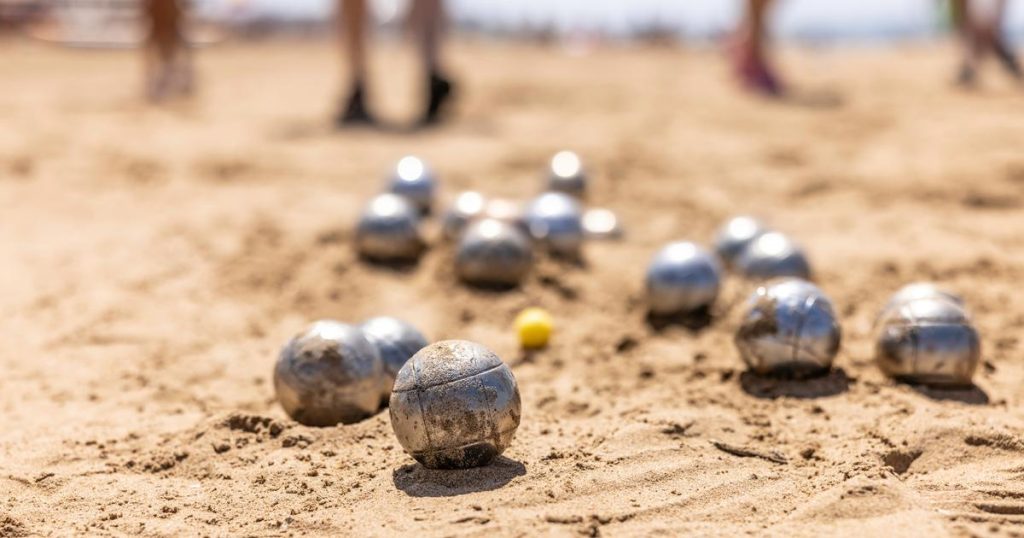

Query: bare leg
[986,0,1022,80]
[145,0,190,101]
[955,0,1021,85]
[954,0,983,85]
[336,0,374,125]
[341,0,369,87]
[409,0,442,73]
[734,0,783,96]
[409,0,454,125]
[747,0,770,54]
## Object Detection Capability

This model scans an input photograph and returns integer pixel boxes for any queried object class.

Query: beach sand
[1,38,1024,536]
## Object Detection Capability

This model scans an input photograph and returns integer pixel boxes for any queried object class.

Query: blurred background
[3,0,1023,43]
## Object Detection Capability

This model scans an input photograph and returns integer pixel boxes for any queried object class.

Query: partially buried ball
[734,231,811,280]
[387,155,435,213]
[482,198,528,233]
[714,216,768,268]
[274,321,383,426]
[524,192,584,258]
[456,218,533,286]
[735,279,841,377]
[645,241,721,316]
[582,208,622,240]
[547,150,587,197]
[874,284,979,387]
[360,317,429,405]
[389,340,522,469]
[355,193,424,262]
[442,191,487,240]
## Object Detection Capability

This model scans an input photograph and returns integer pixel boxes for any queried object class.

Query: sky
[202,0,1024,41]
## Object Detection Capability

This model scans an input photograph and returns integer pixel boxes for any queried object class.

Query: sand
[2,38,1024,536]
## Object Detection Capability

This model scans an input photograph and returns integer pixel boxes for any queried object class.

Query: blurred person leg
[409,0,454,125]
[336,0,375,125]
[733,0,783,96]
[984,0,1022,81]
[145,0,192,101]
[955,0,1022,86]
[951,0,980,85]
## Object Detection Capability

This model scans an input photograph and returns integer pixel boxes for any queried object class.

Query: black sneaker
[420,72,454,126]
[335,85,375,127]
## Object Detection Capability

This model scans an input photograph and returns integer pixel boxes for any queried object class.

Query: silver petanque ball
[442,191,488,240]
[645,242,721,315]
[547,150,587,197]
[274,321,384,427]
[735,279,841,377]
[456,218,533,286]
[483,198,528,232]
[355,193,424,261]
[524,191,584,257]
[582,208,623,240]
[714,216,769,268]
[879,282,964,319]
[735,231,812,280]
[360,317,429,405]
[875,292,980,387]
[389,340,522,469]
[387,155,436,213]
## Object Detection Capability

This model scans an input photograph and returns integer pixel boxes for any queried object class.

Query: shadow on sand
[392,456,527,498]
[460,281,523,294]
[270,117,433,141]
[358,254,422,274]
[740,368,851,399]
[910,383,990,405]
[645,306,714,334]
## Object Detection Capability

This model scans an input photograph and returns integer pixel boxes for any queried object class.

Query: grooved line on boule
[480,364,500,445]
[791,293,816,362]
[393,363,507,393]
[411,357,434,452]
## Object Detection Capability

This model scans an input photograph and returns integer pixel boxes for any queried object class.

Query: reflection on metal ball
[735,231,811,280]
[735,279,841,376]
[547,150,587,197]
[875,290,979,387]
[389,340,521,469]
[455,218,533,286]
[274,321,383,426]
[714,216,768,268]
[524,191,584,257]
[360,317,429,405]
[442,191,487,241]
[645,242,721,315]
[388,155,436,213]
[355,193,424,261]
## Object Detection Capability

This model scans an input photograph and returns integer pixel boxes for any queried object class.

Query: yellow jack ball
[515,307,553,349]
